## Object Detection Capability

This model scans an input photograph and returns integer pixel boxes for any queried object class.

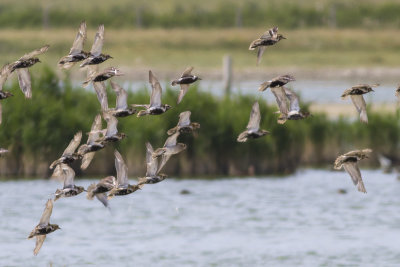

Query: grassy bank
[0,28,400,71]
[0,68,398,178]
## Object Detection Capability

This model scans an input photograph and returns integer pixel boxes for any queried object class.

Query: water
[115,79,397,104]
[1,169,400,266]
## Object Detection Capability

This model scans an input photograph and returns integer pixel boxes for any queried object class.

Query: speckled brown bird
[334,149,372,193]
[28,199,60,256]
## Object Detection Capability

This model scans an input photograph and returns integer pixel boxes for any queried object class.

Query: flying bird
[167,111,200,135]
[28,199,60,256]
[87,175,116,207]
[138,142,167,185]
[106,81,136,117]
[82,67,123,88]
[133,70,171,117]
[171,67,201,104]
[341,84,378,123]
[334,149,372,193]
[258,74,295,92]
[77,114,105,170]
[54,164,85,201]
[9,45,50,98]
[97,112,126,144]
[152,132,186,173]
[283,87,311,120]
[249,27,286,65]
[49,131,82,169]
[80,24,112,68]
[237,101,269,142]
[58,21,88,69]
[108,150,144,199]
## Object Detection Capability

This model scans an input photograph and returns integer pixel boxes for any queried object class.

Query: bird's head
[277,34,286,40]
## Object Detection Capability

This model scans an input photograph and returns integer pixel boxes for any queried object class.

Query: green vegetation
[2,0,400,29]
[0,68,398,178]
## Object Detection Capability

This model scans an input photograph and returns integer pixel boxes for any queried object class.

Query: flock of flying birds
[0,23,392,255]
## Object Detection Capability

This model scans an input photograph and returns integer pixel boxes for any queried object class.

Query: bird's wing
[181,66,194,77]
[104,113,118,137]
[0,63,12,90]
[87,114,102,144]
[0,102,2,125]
[38,199,53,226]
[95,193,109,208]
[100,175,117,187]
[177,84,189,104]
[62,164,76,189]
[164,131,180,147]
[70,21,87,55]
[146,142,158,177]
[246,101,261,131]
[90,24,104,56]
[19,45,49,61]
[283,87,300,112]
[93,82,109,112]
[62,131,82,156]
[114,150,129,187]
[256,47,266,66]
[178,111,191,127]
[343,162,367,193]
[149,70,162,107]
[271,87,288,116]
[261,27,277,39]
[16,68,32,98]
[50,164,64,181]
[33,235,46,256]
[81,152,95,170]
[111,81,128,110]
[157,154,171,174]
[350,95,368,123]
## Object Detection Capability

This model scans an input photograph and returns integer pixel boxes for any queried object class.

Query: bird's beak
[198,77,202,80]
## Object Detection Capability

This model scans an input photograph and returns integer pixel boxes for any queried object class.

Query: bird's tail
[152,148,166,158]
[167,126,178,135]
[258,81,271,92]
[237,131,248,143]
[82,80,90,88]
[86,183,97,200]
[277,115,287,125]
[137,110,148,117]
[249,39,261,50]
[137,177,147,185]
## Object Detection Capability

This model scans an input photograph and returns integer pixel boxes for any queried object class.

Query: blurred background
[0,0,400,177]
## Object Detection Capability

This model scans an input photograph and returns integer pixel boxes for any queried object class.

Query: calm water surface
[1,169,399,267]
[117,80,397,104]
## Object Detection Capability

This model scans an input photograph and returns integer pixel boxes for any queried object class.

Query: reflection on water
[1,169,400,266]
